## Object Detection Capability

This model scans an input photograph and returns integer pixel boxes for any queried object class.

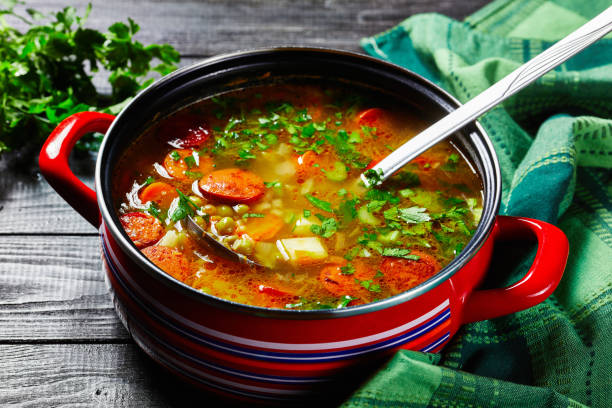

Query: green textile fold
[345,1,612,407]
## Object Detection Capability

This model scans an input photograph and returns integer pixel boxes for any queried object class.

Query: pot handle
[461,215,568,324]
[39,112,116,228]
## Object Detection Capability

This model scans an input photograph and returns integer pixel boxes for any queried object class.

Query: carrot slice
[163,149,214,180]
[141,245,192,281]
[253,283,297,308]
[139,182,178,208]
[199,168,265,204]
[357,108,386,127]
[120,212,164,249]
[157,113,211,148]
[239,214,284,241]
[257,284,290,297]
[319,262,376,303]
[380,251,440,294]
[357,107,396,142]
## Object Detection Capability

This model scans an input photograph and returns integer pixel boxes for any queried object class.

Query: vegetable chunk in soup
[113,83,483,310]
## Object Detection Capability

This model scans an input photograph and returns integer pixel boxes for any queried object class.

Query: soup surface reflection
[113,83,483,310]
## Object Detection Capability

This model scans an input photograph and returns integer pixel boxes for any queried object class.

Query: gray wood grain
[0,236,128,341]
[12,0,490,57]
[0,344,230,407]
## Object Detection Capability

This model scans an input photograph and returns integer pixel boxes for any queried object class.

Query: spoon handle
[363,5,612,186]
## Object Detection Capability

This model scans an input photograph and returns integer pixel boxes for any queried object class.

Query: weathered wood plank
[0,236,129,341]
[0,344,230,407]
[0,162,96,235]
[12,0,490,56]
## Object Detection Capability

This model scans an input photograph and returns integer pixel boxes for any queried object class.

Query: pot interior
[98,48,501,314]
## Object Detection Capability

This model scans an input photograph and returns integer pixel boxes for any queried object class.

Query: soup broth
[113,82,483,310]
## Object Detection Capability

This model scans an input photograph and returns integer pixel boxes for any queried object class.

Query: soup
[113,82,483,310]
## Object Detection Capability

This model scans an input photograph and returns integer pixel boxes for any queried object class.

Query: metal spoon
[362,5,612,187]
[186,215,263,267]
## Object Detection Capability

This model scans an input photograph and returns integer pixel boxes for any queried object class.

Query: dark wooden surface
[0,1,491,406]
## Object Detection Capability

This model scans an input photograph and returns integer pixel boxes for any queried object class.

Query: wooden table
[0,1,490,406]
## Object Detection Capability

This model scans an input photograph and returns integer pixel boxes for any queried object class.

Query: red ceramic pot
[39,48,568,403]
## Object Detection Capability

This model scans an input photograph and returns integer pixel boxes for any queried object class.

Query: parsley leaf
[338,295,357,308]
[340,263,355,275]
[146,202,165,221]
[305,194,333,213]
[359,279,381,292]
[169,189,198,222]
[242,213,265,218]
[170,150,181,161]
[384,206,431,224]
[382,247,420,260]
[310,217,338,238]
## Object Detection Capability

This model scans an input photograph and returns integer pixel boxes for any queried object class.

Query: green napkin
[344,1,612,407]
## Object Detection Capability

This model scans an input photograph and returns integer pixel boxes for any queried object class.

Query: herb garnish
[310,217,338,238]
[305,194,333,213]
[340,263,355,275]
[382,248,420,260]
[242,213,265,218]
[384,206,431,224]
[0,3,180,155]
[169,189,198,222]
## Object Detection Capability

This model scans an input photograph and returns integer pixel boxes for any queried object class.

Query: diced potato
[276,143,292,156]
[300,178,315,195]
[254,242,282,268]
[357,205,381,226]
[275,161,295,179]
[292,215,321,236]
[157,230,188,248]
[276,237,328,265]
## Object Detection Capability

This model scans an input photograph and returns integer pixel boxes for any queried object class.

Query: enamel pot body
[39,48,569,403]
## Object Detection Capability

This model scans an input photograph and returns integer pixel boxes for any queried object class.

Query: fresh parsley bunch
[0,1,180,153]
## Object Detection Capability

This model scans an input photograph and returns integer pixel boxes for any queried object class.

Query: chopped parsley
[338,295,357,308]
[358,279,381,293]
[264,181,282,188]
[310,217,338,238]
[144,176,155,186]
[170,150,181,161]
[183,155,196,168]
[242,213,265,218]
[169,189,198,222]
[146,202,164,221]
[382,247,420,260]
[305,194,333,213]
[384,206,431,224]
[340,263,355,275]
[183,170,202,179]
[363,168,383,185]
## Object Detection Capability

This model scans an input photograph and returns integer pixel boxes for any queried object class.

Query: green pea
[216,217,235,235]
[192,215,207,229]
[232,235,254,255]
[233,204,249,215]
[217,205,233,217]
[188,195,204,207]
[223,235,239,245]
[202,204,217,215]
